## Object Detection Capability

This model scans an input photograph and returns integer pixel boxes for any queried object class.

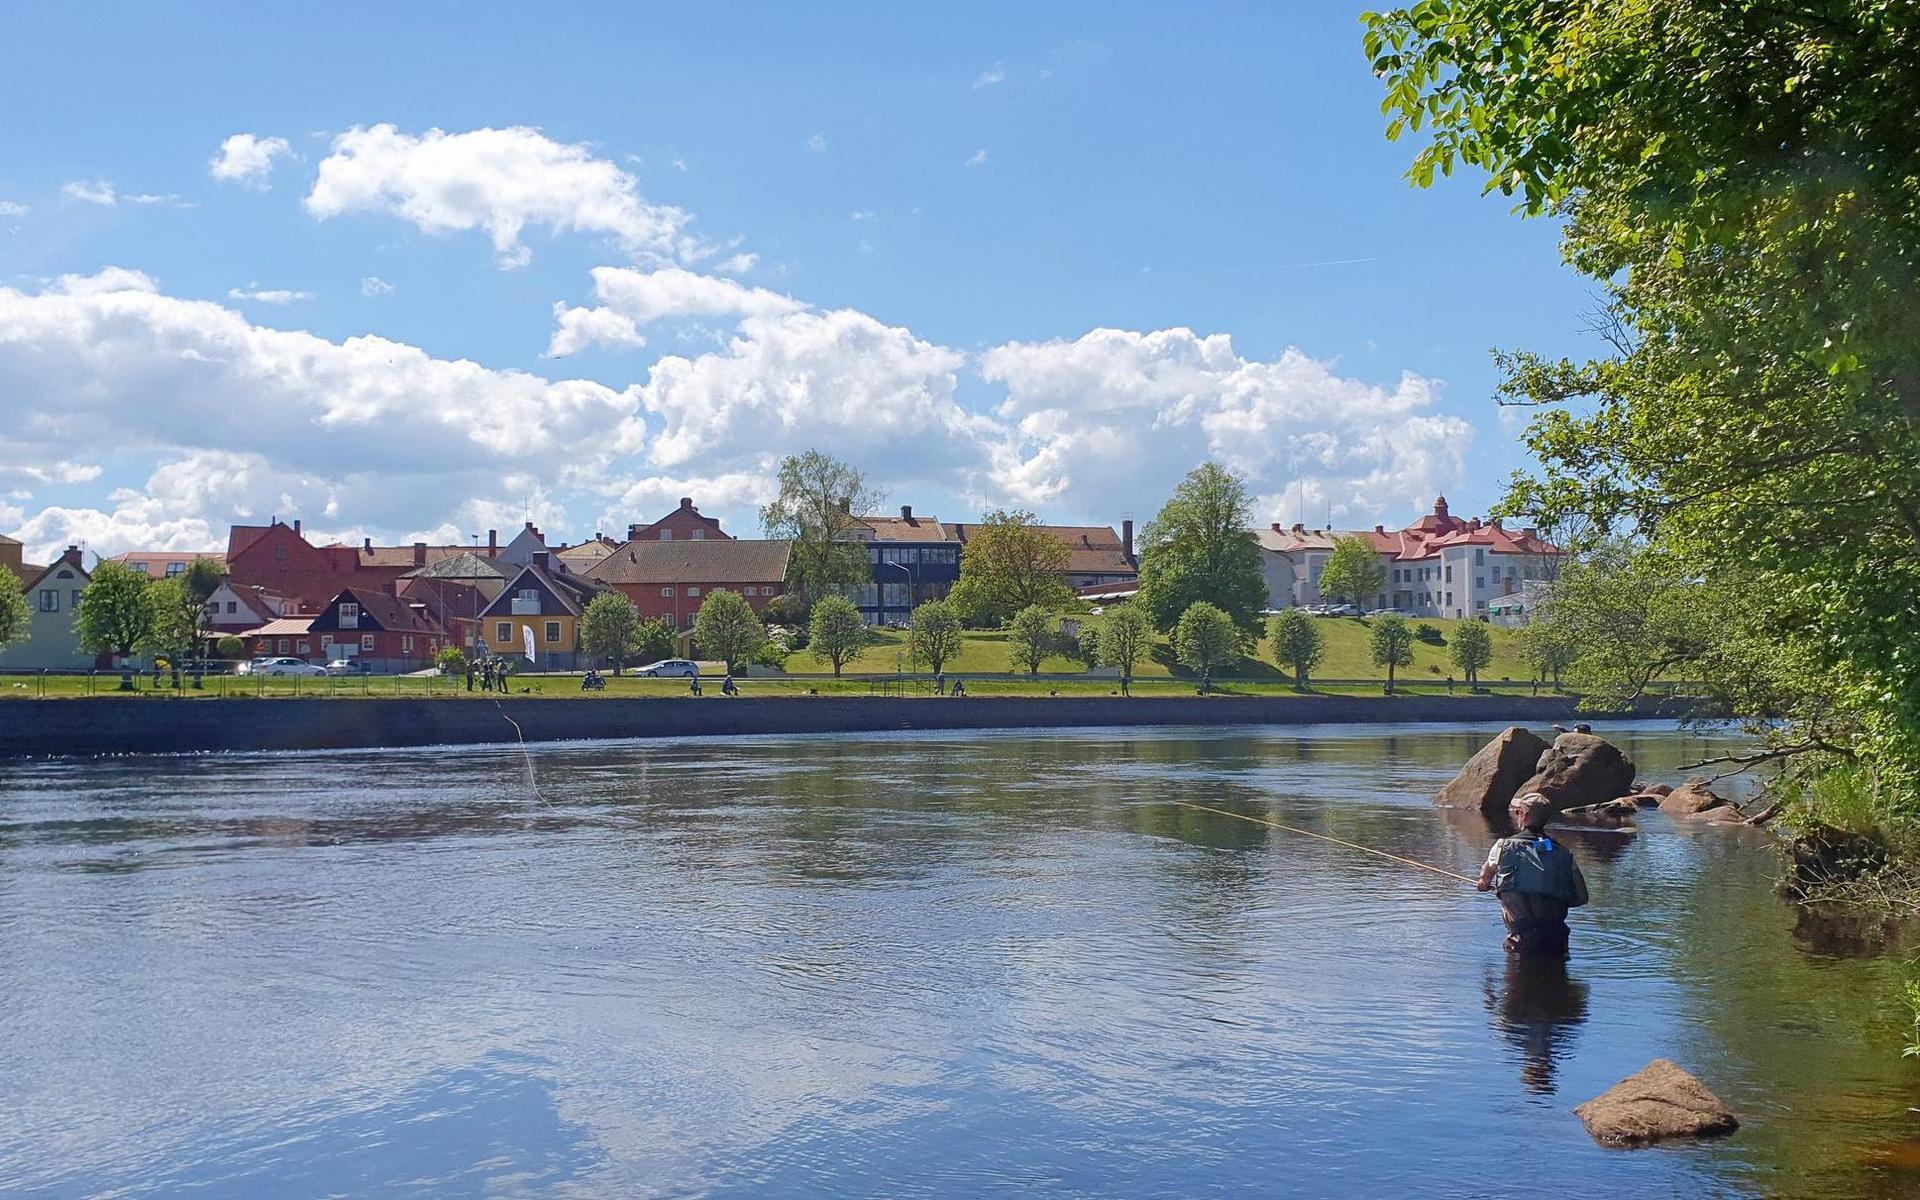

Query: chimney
[1469,517,1482,530]
[532,551,549,571]
[525,520,536,532]
[628,523,644,540]
[900,504,913,521]
[61,544,82,568]
[412,541,426,565]
[292,519,302,537]
[363,537,373,553]
[1292,522,1305,534]
[1434,495,1450,518]
[679,497,693,510]
[1490,516,1503,529]
[1122,519,1135,561]
[1523,527,1538,539]
[487,529,498,557]
[1270,522,1283,533]
[1374,524,1385,535]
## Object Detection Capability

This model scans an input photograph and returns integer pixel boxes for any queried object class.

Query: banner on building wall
[523,623,536,663]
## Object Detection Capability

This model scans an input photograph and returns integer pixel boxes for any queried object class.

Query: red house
[306,588,450,672]
[225,520,482,612]
[584,539,790,630]
[623,497,732,543]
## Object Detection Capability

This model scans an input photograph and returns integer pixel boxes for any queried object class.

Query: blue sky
[0,3,1591,561]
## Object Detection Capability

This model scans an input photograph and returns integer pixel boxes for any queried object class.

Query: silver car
[253,656,326,677]
[636,659,699,677]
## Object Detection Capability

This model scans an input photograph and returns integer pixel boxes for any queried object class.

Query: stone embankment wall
[0,695,1649,759]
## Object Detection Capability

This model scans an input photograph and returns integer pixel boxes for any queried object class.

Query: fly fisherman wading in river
[1477,793,1589,957]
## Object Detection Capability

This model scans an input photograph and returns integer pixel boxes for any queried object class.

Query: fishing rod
[1171,800,1478,886]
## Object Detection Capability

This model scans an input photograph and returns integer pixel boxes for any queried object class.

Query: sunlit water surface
[4,721,1918,1198]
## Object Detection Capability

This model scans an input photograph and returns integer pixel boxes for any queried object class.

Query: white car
[636,658,699,677]
[252,656,327,677]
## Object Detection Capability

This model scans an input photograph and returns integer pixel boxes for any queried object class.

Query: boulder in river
[1516,732,1637,813]
[1434,726,1551,815]
[1659,777,1734,819]
[1575,1059,1739,1145]
[1559,798,1641,825]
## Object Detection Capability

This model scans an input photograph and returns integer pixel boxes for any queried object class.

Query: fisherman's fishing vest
[1490,835,1583,905]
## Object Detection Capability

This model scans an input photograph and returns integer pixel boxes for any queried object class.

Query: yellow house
[475,554,606,670]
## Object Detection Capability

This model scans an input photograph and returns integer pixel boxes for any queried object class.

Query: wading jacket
[1486,834,1589,907]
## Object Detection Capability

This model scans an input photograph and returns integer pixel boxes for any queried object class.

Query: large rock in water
[1434,726,1551,814]
[1660,777,1734,819]
[1516,733,1636,813]
[1575,1059,1739,1145]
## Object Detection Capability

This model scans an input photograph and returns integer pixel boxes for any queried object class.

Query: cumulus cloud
[586,265,802,324]
[208,133,292,188]
[972,63,1007,89]
[360,275,393,297]
[0,200,27,217]
[304,123,700,268]
[547,303,646,358]
[979,327,1471,522]
[227,285,313,304]
[61,181,182,207]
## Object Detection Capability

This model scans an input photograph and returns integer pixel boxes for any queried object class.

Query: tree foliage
[635,617,676,664]
[808,594,869,677]
[1368,614,1414,694]
[1449,620,1494,685]
[580,592,641,673]
[1100,604,1152,681]
[436,645,468,675]
[692,589,764,672]
[1317,536,1384,608]
[948,509,1073,627]
[1269,607,1324,689]
[1174,601,1240,688]
[907,599,963,674]
[1006,605,1058,675]
[139,577,201,670]
[1367,1,1920,810]
[75,560,150,658]
[759,450,878,603]
[1135,463,1268,630]
[0,573,28,651]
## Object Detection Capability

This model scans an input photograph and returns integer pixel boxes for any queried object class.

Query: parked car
[1365,607,1411,617]
[326,658,373,676]
[636,658,699,677]
[251,657,326,677]
[234,657,271,676]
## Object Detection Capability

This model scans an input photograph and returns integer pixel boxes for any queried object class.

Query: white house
[0,546,96,670]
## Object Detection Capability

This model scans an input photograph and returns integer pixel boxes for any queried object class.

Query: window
[496,621,511,642]
[322,635,334,648]
[660,587,674,597]
[659,529,672,541]
[1475,548,1485,565]
[225,600,237,613]
[37,589,57,612]
[297,640,311,654]
[361,634,375,651]
[277,639,290,653]
[274,544,289,562]
[165,562,185,577]
[72,590,83,609]
[339,601,360,628]
[517,588,538,602]
[544,621,561,644]
[401,635,414,653]
[1444,592,1453,608]
[687,587,701,597]
[691,530,704,540]
[1444,565,1453,583]
[1475,577,1484,590]
[882,581,909,606]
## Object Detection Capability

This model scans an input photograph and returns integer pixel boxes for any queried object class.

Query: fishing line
[492,697,551,807]
[1171,800,1478,885]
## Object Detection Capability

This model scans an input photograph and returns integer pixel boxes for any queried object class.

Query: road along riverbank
[0,694,1673,758]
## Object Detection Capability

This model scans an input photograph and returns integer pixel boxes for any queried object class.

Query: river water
[2,722,1917,1198]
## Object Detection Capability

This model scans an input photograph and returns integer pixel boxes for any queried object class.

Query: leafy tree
[808,594,869,677]
[1449,620,1494,687]
[759,450,878,603]
[0,574,28,652]
[907,599,963,674]
[580,592,641,673]
[76,561,151,687]
[692,589,764,673]
[1269,607,1324,690]
[948,509,1073,627]
[1368,614,1415,694]
[139,577,201,686]
[1134,463,1268,630]
[1516,621,1575,690]
[436,645,468,675]
[180,557,226,610]
[1006,605,1057,675]
[1174,601,1239,691]
[216,634,246,660]
[1074,625,1101,669]
[1317,536,1384,609]
[635,617,676,664]
[1100,604,1152,684]
[1365,2,1920,811]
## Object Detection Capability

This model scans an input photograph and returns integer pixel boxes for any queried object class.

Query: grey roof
[586,538,792,586]
[400,551,515,580]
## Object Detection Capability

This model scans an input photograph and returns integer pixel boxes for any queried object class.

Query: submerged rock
[1559,797,1641,825]
[1659,777,1734,819]
[1575,1059,1739,1145]
[1434,726,1551,815]
[1516,733,1637,813]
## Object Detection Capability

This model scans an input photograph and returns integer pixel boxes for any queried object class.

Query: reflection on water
[1,721,1917,1197]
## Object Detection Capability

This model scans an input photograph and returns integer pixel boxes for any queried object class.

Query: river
[2,721,1916,1197]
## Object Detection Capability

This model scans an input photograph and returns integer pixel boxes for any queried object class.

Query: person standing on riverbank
[1477,794,1589,956]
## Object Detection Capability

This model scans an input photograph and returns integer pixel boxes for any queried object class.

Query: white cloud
[305,124,699,268]
[227,285,314,304]
[715,252,758,274]
[547,303,646,358]
[850,209,876,221]
[208,133,292,188]
[51,267,158,296]
[0,460,102,490]
[805,134,827,153]
[966,149,988,168]
[973,63,1007,89]
[360,275,393,297]
[584,265,802,324]
[979,327,1471,522]
[0,201,27,217]
[61,180,118,206]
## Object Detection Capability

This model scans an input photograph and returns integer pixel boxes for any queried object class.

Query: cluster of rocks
[1435,726,1751,827]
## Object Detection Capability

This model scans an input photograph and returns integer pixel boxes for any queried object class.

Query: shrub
[436,646,469,676]
[1414,622,1445,645]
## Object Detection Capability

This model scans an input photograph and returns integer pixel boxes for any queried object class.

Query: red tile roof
[856,514,955,543]
[586,539,793,586]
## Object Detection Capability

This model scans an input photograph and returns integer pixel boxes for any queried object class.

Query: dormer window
[339,602,360,629]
